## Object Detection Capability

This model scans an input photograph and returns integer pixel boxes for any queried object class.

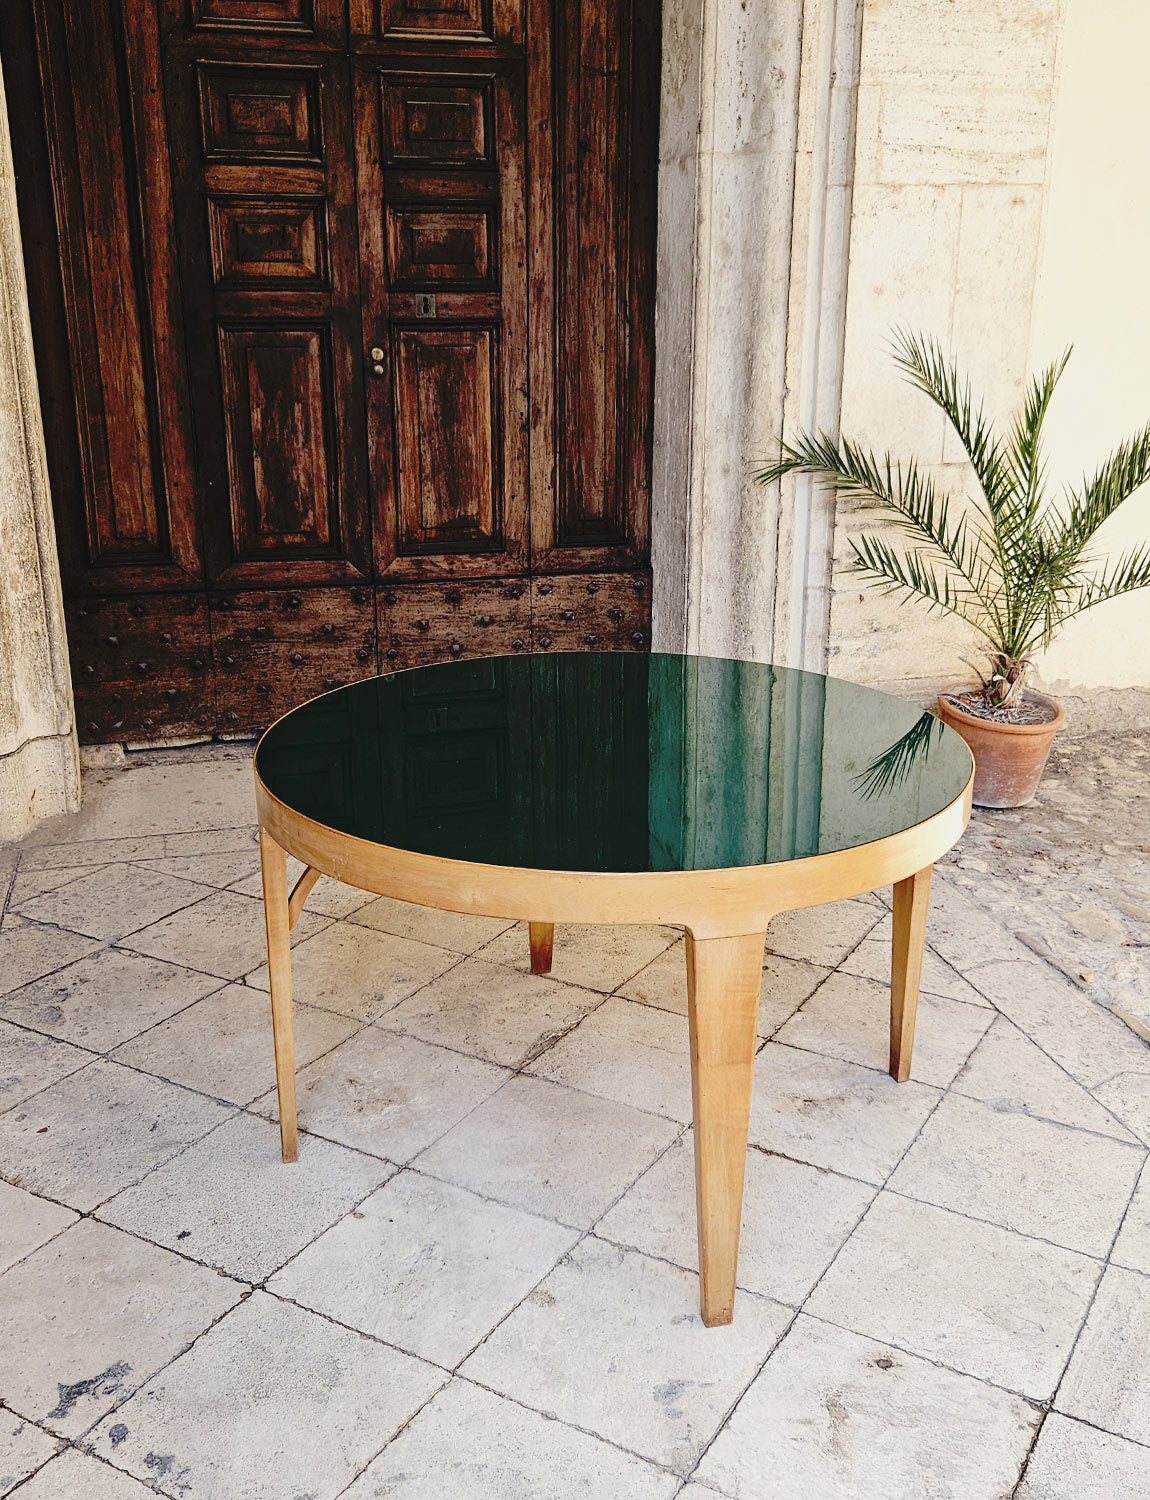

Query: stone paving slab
[2,740,1149,1495]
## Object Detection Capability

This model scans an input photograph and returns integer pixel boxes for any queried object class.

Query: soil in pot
[937,689,1065,809]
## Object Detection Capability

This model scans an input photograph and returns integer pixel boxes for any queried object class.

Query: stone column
[0,59,80,841]
[651,0,862,670]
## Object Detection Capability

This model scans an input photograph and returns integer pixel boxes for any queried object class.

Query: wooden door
[3,0,660,744]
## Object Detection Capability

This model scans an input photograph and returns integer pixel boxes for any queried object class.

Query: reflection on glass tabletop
[255,652,973,874]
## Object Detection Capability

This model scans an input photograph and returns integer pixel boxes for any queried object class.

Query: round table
[254,652,973,1325]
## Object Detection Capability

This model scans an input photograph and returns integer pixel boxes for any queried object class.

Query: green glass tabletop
[255,652,972,874]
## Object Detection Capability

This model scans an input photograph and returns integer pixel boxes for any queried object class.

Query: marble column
[0,59,80,840]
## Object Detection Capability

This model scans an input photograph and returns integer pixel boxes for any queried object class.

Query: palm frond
[1052,421,1150,554]
[754,432,999,609]
[853,711,944,800]
[846,534,996,642]
[890,330,1013,510]
[1057,545,1150,625]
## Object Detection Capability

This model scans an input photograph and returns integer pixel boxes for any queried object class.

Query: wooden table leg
[890,865,932,1082]
[529,921,554,975]
[259,828,298,1163]
[686,928,766,1326]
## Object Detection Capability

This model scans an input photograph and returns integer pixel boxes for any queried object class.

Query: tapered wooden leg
[529,921,554,975]
[890,865,933,1082]
[686,928,766,1327]
[259,828,298,1162]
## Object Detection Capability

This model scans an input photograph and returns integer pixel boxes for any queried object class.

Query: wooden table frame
[255,766,972,1327]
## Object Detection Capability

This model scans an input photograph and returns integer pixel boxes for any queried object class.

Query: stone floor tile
[528,997,692,1121]
[477,922,679,993]
[97,1112,391,1283]
[921,877,1024,972]
[8,865,97,905]
[596,1134,873,1306]
[12,865,211,942]
[139,851,260,890]
[246,921,457,1019]
[122,889,329,981]
[21,760,254,845]
[0,950,223,1052]
[1016,1412,1150,1500]
[112,985,357,1105]
[417,1075,678,1227]
[341,1378,680,1499]
[1112,1160,1150,1275]
[952,1016,1141,1142]
[807,1194,1100,1398]
[1093,1072,1150,1146]
[0,924,100,999]
[747,1044,940,1185]
[349,896,515,953]
[1055,1265,1150,1444]
[17,1448,159,1499]
[617,942,829,1037]
[160,827,260,859]
[0,1414,60,1495]
[774,971,992,1087]
[461,1237,790,1472]
[964,959,1150,1090]
[17,834,168,870]
[696,1315,1038,1500]
[230,867,376,918]
[765,900,882,967]
[252,1026,509,1162]
[85,1291,445,1499]
[0,1060,232,1210]
[888,1093,1144,1256]
[382,958,603,1069]
[838,924,992,1005]
[0,1020,92,1110]
[271,1173,577,1367]
[0,1181,77,1273]
[0,1218,240,1437]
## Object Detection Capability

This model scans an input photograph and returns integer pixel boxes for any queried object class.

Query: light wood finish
[529,921,554,975]
[287,865,321,931]
[259,828,298,1163]
[253,757,971,1321]
[889,865,933,1082]
[686,929,767,1326]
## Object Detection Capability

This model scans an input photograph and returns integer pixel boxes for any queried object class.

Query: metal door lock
[414,293,437,319]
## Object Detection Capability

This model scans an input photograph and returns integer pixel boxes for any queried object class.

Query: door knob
[370,346,384,361]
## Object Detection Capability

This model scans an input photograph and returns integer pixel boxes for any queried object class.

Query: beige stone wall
[830,0,1150,725]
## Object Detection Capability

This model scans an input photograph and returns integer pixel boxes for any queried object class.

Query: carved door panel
[352,2,530,612]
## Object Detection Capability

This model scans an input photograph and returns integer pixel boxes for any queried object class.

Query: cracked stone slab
[416,1075,678,1228]
[340,1378,680,1499]
[11,864,213,943]
[0,1060,232,1211]
[807,1194,1100,1399]
[747,1044,940,1185]
[764,900,883,967]
[96,1111,392,1283]
[0,1413,61,1494]
[476,922,680,993]
[1111,1160,1150,1275]
[0,1180,77,1274]
[1055,1264,1150,1445]
[596,1132,874,1306]
[0,949,223,1052]
[774,970,993,1088]
[16,1447,159,1499]
[951,1015,1141,1142]
[0,1217,240,1437]
[887,1092,1145,1257]
[695,1315,1039,1500]
[380,957,603,1069]
[0,1019,93,1111]
[1016,1412,1150,1499]
[121,889,329,982]
[86,1291,445,1499]
[0,924,101,1000]
[270,1172,577,1367]
[348,895,515,953]
[460,1237,791,1472]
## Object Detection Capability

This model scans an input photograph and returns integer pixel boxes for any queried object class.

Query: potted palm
[757,333,1150,807]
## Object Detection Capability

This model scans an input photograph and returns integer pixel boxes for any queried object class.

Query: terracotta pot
[937,690,1065,809]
